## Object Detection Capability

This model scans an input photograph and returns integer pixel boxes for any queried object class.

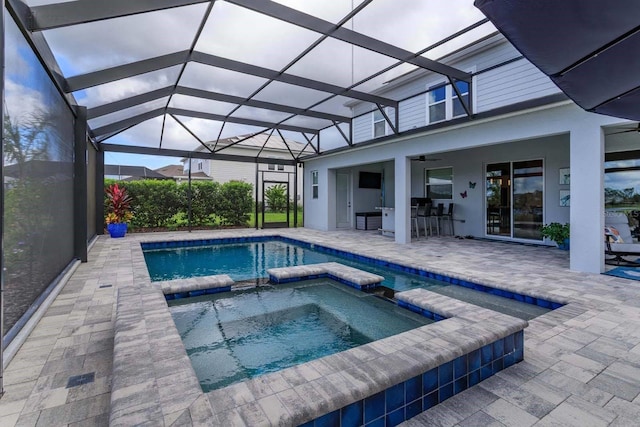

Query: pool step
[158,274,234,299]
[267,262,384,290]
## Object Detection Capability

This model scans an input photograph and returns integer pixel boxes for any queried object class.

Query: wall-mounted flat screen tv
[359,171,382,189]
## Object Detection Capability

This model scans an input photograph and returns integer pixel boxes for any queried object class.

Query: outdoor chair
[441,203,454,236]
[411,205,420,238]
[433,203,444,236]
[417,202,434,237]
[605,212,640,266]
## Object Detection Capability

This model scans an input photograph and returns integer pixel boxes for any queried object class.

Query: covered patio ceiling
[7,0,496,163]
[476,0,640,123]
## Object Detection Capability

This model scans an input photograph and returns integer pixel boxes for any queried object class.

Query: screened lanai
[4,2,640,426]
[2,0,506,388]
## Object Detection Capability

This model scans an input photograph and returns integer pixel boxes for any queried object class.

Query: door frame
[336,171,352,229]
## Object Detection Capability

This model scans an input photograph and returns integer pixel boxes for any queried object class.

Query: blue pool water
[168,280,431,391]
[144,239,551,320]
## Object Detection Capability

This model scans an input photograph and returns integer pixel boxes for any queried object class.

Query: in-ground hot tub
[169,279,432,392]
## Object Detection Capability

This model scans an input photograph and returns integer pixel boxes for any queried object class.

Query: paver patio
[0,228,638,426]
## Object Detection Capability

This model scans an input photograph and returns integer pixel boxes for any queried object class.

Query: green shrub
[217,181,253,226]
[540,222,570,244]
[265,184,287,212]
[178,181,220,226]
[104,179,253,228]
[107,180,181,228]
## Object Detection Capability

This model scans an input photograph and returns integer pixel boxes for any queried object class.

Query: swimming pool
[143,238,554,320]
[169,279,431,391]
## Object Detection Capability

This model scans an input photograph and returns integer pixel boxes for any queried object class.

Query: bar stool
[434,203,444,236]
[410,205,420,238]
[417,202,433,237]
[441,203,454,235]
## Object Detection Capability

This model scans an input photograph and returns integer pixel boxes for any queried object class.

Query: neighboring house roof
[154,164,184,177]
[191,132,311,158]
[154,164,210,179]
[104,165,169,180]
[4,160,72,179]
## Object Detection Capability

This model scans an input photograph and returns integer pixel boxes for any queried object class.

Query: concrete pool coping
[157,274,234,298]
[109,234,542,425]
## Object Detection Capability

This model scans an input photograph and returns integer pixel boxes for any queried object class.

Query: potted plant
[105,183,133,238]
[540,222,570,250]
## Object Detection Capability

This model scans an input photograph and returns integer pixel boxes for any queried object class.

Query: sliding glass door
[486,163,511,236]
[486,160,543,240]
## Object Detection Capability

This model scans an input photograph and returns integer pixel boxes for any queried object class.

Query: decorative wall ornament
[469,181,476,189]
[559,168,570,185]
[460,190,468,198]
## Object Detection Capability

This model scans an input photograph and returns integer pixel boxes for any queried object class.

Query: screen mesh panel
[3,16,76,336]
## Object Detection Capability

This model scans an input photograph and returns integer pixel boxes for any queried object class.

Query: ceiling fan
[411,155,441,162]
[608,123,640,135]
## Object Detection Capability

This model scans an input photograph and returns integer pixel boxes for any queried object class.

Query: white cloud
[77,66,181,107]
[43,4,207,75]
[4,80,46,122]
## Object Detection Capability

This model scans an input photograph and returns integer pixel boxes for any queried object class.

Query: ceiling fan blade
[608,123,640,135]
[411,155,441,162]
[608,128,639,135]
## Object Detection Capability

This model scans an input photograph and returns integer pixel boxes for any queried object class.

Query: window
[311,170,319,199]
[428,85,446,123]
[373,109,386,138]
[427,79,472,123]
[425,167,453,199]
[452,80,470,118]
[197,161,203,171]
[277,164,284,171]
[268,164,275,170]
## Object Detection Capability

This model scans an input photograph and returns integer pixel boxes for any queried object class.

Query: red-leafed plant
[105,183,133,224]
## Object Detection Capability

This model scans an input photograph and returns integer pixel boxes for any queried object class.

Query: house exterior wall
[352,36,560,142]
[303,101,624,274]
[405,135,570,238]
[300,36,629,274]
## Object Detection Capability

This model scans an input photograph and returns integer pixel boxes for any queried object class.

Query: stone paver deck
[0,228,638,426]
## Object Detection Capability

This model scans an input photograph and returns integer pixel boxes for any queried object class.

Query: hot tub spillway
[365,285,395,301]
[232,277,271,290]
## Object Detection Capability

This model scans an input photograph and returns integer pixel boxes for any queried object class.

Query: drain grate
[99,284,113,288]
[66,372,95,388]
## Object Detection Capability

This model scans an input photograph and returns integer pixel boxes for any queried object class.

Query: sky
[605,159,640,195]
[14,0,495,170]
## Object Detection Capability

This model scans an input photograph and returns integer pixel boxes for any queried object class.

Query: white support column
[326,169,336,230]
[395,155,411,244]
[570,123,604,272]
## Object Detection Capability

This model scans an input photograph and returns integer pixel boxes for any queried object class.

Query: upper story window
[428,85,447,123]
[427,79,472,124]
[268,164,275,170]
[425,167,453,200]
[277,164,284,171]
[311,170,319,199]
[373,109,387,138]
[197,161,203,171]
[452,80,470,118]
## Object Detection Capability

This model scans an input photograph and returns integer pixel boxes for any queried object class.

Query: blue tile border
[164,286,231,300]
[304,330,524,427]
[397,300,448,322]
[142,236,564,310]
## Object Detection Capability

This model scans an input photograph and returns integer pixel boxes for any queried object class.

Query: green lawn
[249,210,303,227]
